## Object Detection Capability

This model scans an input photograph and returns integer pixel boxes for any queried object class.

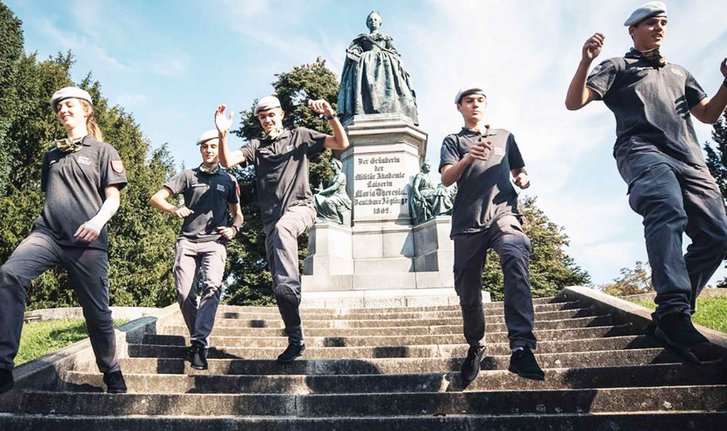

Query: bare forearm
[565,60,595,110]
[441,155,473,187]
[694,85,727,124]
[326,117,350,150]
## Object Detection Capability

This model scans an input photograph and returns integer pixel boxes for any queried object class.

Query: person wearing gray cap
[214,96,349,363]
[150,130,243,370]
[565,2,727,362]
[440,87,544,384]
[0,86,128,394]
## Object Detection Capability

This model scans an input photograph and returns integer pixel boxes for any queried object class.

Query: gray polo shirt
[439,127,525,237]
[587,48,707,165]
[164,166,240,242]
[35,136,128,250]
[239,128,326,225]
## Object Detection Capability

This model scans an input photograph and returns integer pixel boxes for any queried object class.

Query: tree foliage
[224,58,339,305]
[483,197,591,300]
[0,4,179,309]
[601,260,654,297]
[704,111,727,287]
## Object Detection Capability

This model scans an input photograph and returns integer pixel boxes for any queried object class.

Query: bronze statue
[338,11,418,124]
[314,158,352,224]
[409,162,454,225]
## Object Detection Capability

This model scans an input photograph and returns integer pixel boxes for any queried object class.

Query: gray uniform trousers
[263,205,316,346]
[617,150,727,318]
[174,238,227,347]
[0,231,119,373]
[453,215,537,350]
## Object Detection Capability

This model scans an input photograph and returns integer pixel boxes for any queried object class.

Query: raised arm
[214,104,246,168]
[690,59,727,124]
[307,99,350,150]
[149,187,194,218]
[565,33,605,111]
[440,140,491,187]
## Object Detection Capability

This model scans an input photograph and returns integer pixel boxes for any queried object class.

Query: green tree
[704,111,727,287]
[224,58,339,305]
[0,1,24,192]
[600,260,653,297]
[482,197,591,300]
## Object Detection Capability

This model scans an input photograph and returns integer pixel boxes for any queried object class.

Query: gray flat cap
[454,86,487,104]
[624,1,667,26]
[51,86,93,112]
[254,95,281,114]
[196,129,219,146]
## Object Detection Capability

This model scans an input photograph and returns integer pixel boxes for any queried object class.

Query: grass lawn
[629,297,727,334]
[16,319,127,365]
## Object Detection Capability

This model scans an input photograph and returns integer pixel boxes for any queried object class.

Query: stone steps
[145,323,636,347]
[3,412,725,431]
[1,290,725,430]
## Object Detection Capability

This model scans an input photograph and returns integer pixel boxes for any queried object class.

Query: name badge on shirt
[216,184,226,192]
[494,147,505,156]
[78,156,92,166]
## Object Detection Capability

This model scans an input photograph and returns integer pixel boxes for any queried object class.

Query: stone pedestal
[301,114,491,308]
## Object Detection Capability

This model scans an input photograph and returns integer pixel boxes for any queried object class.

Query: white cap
[254,95,282,114]
[50,86,93,112]
[624,2,667,26]
[454,86,486,104]
[196,129,219,145]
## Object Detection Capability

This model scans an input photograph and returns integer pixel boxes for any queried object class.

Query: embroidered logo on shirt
[111,160,125,173]
[285,144,294,152]
[494,147,505,156]
[216,184,226,192]
[77,156,92,166]
[670,67,684,77]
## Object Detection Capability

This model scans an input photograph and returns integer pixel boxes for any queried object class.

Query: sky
[6,0,727,286]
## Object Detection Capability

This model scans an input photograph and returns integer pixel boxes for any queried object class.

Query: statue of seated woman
[314,158,352,225]
[337,11,418,124]
[409,162,454,225]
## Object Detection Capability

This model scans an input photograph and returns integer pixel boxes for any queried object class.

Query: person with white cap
[149,129,243,370]
[565,2,727,362]
[213,96,348,364]
[440,87,544,384]
[0,86,129,393]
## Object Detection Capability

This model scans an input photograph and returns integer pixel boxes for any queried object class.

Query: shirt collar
[459,125,495,137]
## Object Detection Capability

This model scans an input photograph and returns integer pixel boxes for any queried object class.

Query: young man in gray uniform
[565,2,727,361]
[0,87,128,393]
[440,87,544,383]
[150,130,243,370]
[214,96,349,363]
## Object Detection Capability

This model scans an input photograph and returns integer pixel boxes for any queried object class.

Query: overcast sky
[6,0,727,285]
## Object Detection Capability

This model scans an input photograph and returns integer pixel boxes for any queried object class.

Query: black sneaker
[103,370,127,394]
[0,368,14,394]
[460,346,486,383]
[654,312,709,364]
[508,347,545,381]
[276,343,305,364]
[188,342,208,370]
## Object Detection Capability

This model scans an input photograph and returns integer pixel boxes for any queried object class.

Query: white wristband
[85,196,120,233]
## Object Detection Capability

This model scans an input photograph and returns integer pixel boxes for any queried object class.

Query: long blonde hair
[80,100,103,141]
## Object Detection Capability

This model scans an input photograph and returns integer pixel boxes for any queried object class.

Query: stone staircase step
[128,335,663,359]
[98,348,683,375]
[56,362,725,394]
[217,307,593,321]
[17,385,727,416]
[144,324,636,348]
[207,308,598,330]
[217,307,595,323]
[158,323,634,344]
[2,412,723,431]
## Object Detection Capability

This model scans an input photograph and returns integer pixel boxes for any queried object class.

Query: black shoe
[654,313,709,364]
[276,343,305,364]
[460,346,486,383]
[103,370,127,394]
[508,347,545,381]
[0,368,14,394]
[188,342,208,370]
